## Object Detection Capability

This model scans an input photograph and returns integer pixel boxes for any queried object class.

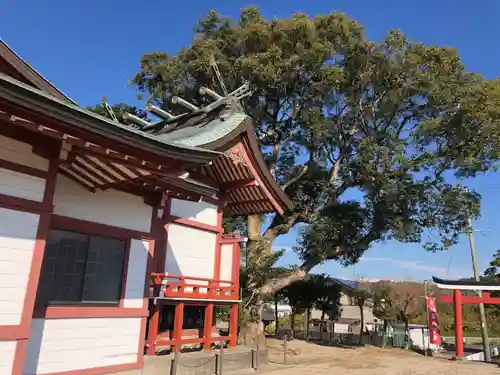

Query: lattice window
[36,229,126,306]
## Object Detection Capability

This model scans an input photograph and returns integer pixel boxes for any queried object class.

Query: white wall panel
[0,134,49,171]
[123,239,149,308]
[0,340,16,375]
[0,208,39,325]
[170,198,218,226]
[165,224,216,291]
[54,174,152,232]
[24,317,141,374]
[0,167,46,202]
[219,243,234,286]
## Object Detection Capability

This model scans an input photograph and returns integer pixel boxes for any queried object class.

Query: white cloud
[361,257,471,279]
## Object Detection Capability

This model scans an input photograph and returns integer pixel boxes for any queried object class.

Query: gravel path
[264,339,500,375]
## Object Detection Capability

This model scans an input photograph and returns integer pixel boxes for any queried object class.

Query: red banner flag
[426,297,442,345]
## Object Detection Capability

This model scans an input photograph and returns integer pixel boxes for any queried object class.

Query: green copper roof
[155,113,248,147]
[0,73,221,163]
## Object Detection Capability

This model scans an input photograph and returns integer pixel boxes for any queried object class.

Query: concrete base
[115,346,266,375]
[464,346,500,362]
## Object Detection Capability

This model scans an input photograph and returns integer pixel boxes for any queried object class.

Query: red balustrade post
[454,289,464,357]
[204,303,214,351]
[229,303,238,347]
[146,301,160,356]
[173,303,185,352]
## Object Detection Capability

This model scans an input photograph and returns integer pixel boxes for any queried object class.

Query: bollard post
[256,336,260,370]
[218,340,224,375]
[283,334,288,365]
[422,327,427,356]
[170,346,179,375]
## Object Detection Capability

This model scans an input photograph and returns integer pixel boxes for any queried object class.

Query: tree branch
[328,147,346,184]
[258,258,317,296]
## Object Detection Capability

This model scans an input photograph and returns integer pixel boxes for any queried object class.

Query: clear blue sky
[4,0,500,281]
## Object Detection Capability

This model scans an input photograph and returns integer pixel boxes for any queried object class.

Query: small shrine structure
[433,276,500,358]
[0,39,292,375]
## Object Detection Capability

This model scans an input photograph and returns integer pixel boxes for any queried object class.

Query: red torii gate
[433,276,500,357]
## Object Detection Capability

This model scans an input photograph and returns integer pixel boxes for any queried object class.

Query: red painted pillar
[173,303,184,352]
[229,303,239,347]
[204,303,214,351]
[146,303,160,356]
[454,289,464,357]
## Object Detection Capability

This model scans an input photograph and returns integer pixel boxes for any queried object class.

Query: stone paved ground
[263,338,500,375]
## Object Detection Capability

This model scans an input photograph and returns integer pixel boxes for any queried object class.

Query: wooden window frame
[33,214,153,319]
[36,228,128,308]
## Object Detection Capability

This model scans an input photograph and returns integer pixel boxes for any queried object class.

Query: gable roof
[0,41,293,214]
[125,87,294,214]
[0,73,220,164]
[0,39,75,103]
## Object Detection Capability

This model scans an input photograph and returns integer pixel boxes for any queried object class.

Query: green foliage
[87,103,147,121]
[128,7,499,298]
[281,274,342,320]
[223,216,248,237]
[264,320,276,335]
[311,274,342,320]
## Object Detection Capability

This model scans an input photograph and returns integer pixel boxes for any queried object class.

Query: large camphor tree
[126,7,500,326]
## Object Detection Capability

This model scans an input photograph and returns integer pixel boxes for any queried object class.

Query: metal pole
[466,213,492,362]
[171,346,179,375]
[219,340,224,375]
[424,280,429,356]
[283,334,288,365]
[255,336,260,370]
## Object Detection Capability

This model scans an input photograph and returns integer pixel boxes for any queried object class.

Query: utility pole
[466,213,492,362]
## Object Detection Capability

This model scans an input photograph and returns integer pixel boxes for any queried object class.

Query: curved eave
[432,276,500,291]
[242,124,294,213]
[0,73,220,166]
[202,117,294,215]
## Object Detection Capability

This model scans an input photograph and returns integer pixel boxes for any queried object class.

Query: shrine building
[0,39,292,375]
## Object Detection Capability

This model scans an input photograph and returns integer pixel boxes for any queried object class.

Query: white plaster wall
[0,134,49,171]
[123,239,149,308]
[219,243,234,286]
[53,174,152,232]
[0,340,16,375]
[170,198,218,226]
[0,167,46,202]
[0,208,39,325]
[165,224,216,291]
[24,317,142,374]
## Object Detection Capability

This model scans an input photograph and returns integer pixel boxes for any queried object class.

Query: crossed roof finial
[120,56,251,131]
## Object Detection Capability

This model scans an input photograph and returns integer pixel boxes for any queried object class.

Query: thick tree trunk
[305,309,311,341]
[320,310,326,342]
[403,317,410,350]
[382,319,388,348]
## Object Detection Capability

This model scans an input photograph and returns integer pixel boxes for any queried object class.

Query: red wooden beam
[203,304,214,352]
[439,292,500,304]
[454,290,464,357]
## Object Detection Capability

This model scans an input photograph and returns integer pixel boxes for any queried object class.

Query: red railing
[150,273,238,301]
[155,328,230,348]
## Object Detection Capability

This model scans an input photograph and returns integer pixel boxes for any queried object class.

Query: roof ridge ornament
[121,56,253,131]
[102,97,119,123]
